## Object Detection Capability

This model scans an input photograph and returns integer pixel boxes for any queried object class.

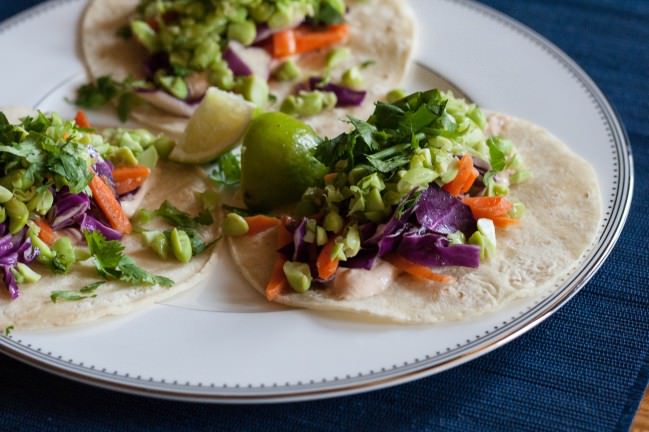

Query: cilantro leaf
[74,75,147,122]
[75,76,120,109]
[84,231,174,287]
[156,200,213,229]
[348,117,378,151]
[50,290,97,303]
[81,281,106,293]
[115,256,174,287]
[209,151,241,187]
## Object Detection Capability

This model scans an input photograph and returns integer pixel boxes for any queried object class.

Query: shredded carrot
[89,174,132,234]
[111,165,151,182]
[491,216,520,229]
[272,29,297,58]
[384,254,454,284]
[323,172,337,184]
[266,255,288,301]
[35,218,56,246]
[462,167,480,194]
[316,238,339,280]
[294,24,348,54]
[271,24,348,58]
[462,196,513,220]
[244,215,282,236]
[443,154,476,196]
[74,111,91,129]
[115,177,148,195]
[277,224,293,248]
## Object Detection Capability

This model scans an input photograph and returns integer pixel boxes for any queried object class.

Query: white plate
[0,0,632,403]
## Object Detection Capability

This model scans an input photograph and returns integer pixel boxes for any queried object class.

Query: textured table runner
[1,0,648,431]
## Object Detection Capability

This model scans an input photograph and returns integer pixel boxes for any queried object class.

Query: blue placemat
[1,1,648,431]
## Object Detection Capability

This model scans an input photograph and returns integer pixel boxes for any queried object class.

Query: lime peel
[170,87,254,164]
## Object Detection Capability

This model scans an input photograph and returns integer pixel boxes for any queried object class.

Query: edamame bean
[272,60,300,81]
[130,20,159,52]
[228,20,256,46]
[323,210,343,234]
[52,237,76,273]
[282,261,312,293]
[510,202,525,219]
[209,59,236,90]
[343,226,360,258]
[386,89,407,103]
[170,228,192,263]
[250,3,273,21]
[238,75,269,107]
[325,47,350,69]
[223,213,249,236]
[157,75,189,100]
[137,145,159,169]
[109,147,139,166]
[197,189,220,211]
[0,185,12,203]
[151,232,170,259]
[281,91,337,118]
[268,8,294,29]
[27,189,54,216]
[316,227,328,246]
[342,66,363,89]
[74,247,91,262]
[365,188,385,212]
[152,136,176,159]
[6,198,29,234]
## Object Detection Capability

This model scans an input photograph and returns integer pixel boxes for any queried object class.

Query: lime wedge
[170,87,254,164]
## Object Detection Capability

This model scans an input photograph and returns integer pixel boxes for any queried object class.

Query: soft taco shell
[81,0,415,139]
[0,162,220,330]
[228,115,602,323]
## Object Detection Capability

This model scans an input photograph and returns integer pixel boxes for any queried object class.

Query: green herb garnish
[208,151,241,187]
[50,281,103,304]
[85,231,174,287]
[74,76,149,122]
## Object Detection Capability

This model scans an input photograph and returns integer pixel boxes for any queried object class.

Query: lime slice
[170,87,254,164]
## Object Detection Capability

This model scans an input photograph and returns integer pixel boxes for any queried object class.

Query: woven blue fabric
[0,1,648,431]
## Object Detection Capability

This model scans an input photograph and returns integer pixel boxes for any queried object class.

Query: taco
[0,109,220,330]
[226,90,602,323]
[80,0,415,138]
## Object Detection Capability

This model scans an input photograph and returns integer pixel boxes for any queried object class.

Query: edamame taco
[226,90,602,323]
[79,0,415,138]
[0,108,220,329]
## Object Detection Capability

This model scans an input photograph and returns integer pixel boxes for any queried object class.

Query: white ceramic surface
[0,0,632,402]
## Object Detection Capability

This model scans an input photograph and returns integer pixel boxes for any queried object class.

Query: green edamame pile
[129,0,348,101]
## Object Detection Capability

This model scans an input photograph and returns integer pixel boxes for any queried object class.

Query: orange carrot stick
[384,254,454,284]
[491,216,520,229]
[115,177,148,195]
[443,154,475,196]
[74,111,91,129]
[316,238,339,280]
[277,224,293,248]
[266,256,288,301]
[272,29,297,57]
[461,167,480,194]
[294,24,348,54]
[462,196,513,219]
[245,215,281,236]
[35,218,56,246]
[89,174,132,234]
[111,165,151,182]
